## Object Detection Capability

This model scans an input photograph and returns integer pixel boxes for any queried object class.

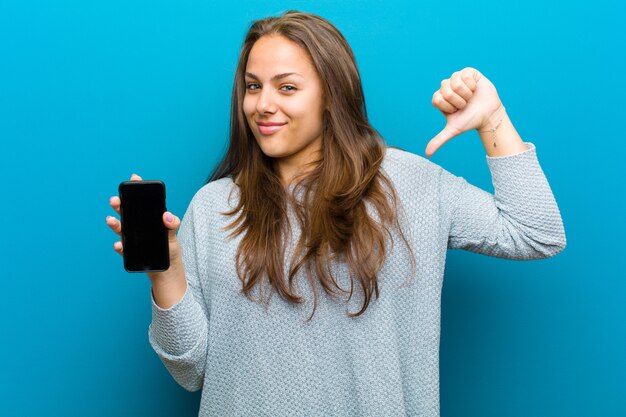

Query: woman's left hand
[425,67,504,158]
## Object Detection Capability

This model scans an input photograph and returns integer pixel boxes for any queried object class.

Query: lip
[257,121,286,126]
[257,121,286,135]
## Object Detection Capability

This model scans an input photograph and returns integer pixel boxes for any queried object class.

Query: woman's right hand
[106,173,183,283]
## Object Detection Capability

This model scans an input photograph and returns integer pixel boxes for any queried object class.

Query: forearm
[148,258,207,357]
[477,105,528,157]
[148,265,208,391]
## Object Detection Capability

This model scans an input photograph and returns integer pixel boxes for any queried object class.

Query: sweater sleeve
[147,196,209,392]
[441,141,566,259]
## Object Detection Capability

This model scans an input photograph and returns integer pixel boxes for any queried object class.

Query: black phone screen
[118,180,169,272]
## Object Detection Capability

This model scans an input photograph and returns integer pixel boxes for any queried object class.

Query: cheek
[242,96,255,117]
[297,92,324,120]
[282,98,313,123]
[293,100,324,130]
[242,96,252,117]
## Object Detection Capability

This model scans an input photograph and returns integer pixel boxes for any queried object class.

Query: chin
[256,143,287,159]
[255,138,286,157]
[261,149,291,159]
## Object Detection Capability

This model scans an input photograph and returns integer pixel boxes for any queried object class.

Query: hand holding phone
[106,174,182,275]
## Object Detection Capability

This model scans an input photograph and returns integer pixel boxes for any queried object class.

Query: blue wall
[1,0,623,415]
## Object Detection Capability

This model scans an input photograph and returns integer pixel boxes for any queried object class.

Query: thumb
[163,212,181,241]
[425,124,462,158]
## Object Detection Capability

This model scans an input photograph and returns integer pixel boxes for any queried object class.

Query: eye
[246,83,260,91]
[280,85,297,92]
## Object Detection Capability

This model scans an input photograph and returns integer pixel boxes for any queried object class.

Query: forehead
[245,35,315,77]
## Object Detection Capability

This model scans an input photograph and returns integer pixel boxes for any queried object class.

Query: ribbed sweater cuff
[486,141,535,160]
[149,284,207,356]
[486,142,543,196]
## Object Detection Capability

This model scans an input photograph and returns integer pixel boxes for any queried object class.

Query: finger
[432,91,457,113]
[425,124,463,158]
[113,240,123,256]
[106,215,122,237]
[163,212,181,241]
[449,71,473,102]
[110,174,142,215]
[110,196,121,215]
[460,67,479,91]
[440,79,467,109]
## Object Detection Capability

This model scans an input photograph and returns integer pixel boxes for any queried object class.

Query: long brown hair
[208,10,416,320]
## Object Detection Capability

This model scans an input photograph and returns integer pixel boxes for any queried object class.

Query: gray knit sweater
[148,142,566,416]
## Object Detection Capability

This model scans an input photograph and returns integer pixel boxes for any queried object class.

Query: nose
[256,88,277,114]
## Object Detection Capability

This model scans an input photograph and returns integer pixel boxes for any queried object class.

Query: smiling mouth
[258,124,285,135]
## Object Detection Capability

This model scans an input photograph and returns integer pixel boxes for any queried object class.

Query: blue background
[1,0,624,416]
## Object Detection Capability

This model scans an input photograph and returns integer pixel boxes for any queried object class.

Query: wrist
[148,259,184,284]
[150,262,187,309]
[478,103,507,132]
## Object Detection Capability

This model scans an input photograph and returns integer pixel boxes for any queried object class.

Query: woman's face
[243,34,326,182]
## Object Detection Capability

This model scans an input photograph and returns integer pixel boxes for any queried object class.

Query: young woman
[106,10,566,416]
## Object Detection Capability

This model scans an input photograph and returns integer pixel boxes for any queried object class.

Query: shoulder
[189,177,238,211]
[382,146,444,182]
[196,177,235,197]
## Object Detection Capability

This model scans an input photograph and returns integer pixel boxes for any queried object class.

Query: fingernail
[166,213,173,222]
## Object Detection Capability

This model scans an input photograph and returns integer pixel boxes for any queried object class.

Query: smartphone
[118,180,169,273]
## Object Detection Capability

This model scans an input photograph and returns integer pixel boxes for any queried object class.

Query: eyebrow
[244,72,303,81]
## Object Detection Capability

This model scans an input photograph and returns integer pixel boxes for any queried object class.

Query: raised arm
[148,197,210,392]
[426,67,566,259]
